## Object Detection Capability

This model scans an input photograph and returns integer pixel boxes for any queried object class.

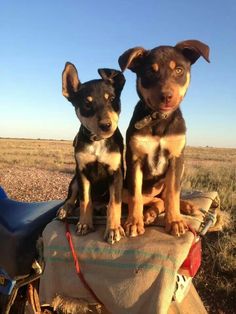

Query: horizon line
[1,137,236,149]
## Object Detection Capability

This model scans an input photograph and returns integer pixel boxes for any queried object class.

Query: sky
[0,0,236,148]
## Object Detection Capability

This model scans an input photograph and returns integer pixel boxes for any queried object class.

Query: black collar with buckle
[81,125,102,142]
[73,126,103,148]
[134,110,170,130]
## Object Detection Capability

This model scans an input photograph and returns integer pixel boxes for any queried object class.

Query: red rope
[65,221,103,304]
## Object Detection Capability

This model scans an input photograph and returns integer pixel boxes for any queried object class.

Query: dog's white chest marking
[153,150,168,176]
[160,135,186,157]
[130,134,185,176]
[130,135,165,175]
[76,140,121,172]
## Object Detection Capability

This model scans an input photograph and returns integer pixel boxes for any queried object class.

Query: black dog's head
[62,63,125,139]
[119,40,210,114]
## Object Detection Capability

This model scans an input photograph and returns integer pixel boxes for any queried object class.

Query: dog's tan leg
[163,155,188,236]
[104,169,125,244]
[123,180,165,225]
[124,161,145,237]
[76,173,94,235]
[57,175,79,219]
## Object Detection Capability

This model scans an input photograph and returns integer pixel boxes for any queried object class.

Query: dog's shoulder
[164,109,186,136]
[73,132,79,148]
[128,101,149,125]
[73,129,89,151]
[126,101,150,137]
[108,128,124,152]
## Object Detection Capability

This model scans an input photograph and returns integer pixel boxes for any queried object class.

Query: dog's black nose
[160,92,173,104]
[99,121,112,132]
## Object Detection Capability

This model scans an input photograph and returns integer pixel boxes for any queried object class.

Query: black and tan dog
[57,62,126,244]
[119,40,210,237]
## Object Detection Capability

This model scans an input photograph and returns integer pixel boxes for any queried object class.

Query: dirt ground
[0,166,71,202]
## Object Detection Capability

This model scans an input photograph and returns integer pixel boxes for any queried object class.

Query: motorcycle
[0,186,63,314]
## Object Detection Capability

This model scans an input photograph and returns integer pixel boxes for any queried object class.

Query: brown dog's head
[119,40,210,114]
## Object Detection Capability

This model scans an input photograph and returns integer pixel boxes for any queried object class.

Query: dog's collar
[81,126,102,142]
[134,111,170,130]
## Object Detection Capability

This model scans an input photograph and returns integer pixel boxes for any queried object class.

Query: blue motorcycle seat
[0,197,64,278]
[0,199,63,232]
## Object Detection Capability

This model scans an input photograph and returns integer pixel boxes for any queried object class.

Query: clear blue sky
[0,0,235,147]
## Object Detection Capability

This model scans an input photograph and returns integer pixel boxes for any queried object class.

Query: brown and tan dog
[119,40,210,237]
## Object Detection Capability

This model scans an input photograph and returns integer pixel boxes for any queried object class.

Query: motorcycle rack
[2,262,44,314]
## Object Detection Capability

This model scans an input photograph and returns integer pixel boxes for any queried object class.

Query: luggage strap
[65,222,103,305]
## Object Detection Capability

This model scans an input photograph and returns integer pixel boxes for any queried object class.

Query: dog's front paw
[104,226,125,245]
[124,215,145,237]
[76,222,95,235]
[165,215,188,237]
[57,207,67,220]
[57,203,74,220]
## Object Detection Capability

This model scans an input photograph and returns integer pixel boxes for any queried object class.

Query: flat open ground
[0,138,235,313]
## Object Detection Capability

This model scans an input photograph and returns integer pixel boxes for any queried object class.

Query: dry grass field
[0,138,235,313]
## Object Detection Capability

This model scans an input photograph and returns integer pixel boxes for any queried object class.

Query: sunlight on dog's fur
[52,294,102,314]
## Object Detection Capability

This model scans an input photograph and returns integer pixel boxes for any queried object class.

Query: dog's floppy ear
[62,62,81,100]
[118,47,147,72]
[98,68,126,92]
[175,40,210,64]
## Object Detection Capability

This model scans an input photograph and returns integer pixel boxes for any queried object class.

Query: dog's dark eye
[82,97,93,111]
[175,67,184,75]
[109,96,115,102]
[84,103,91,110]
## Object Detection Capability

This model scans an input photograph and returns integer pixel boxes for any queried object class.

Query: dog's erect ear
[175,40,210,64]
[98,68,126,92]
[62,62,81,100]
[118,47,147,72]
